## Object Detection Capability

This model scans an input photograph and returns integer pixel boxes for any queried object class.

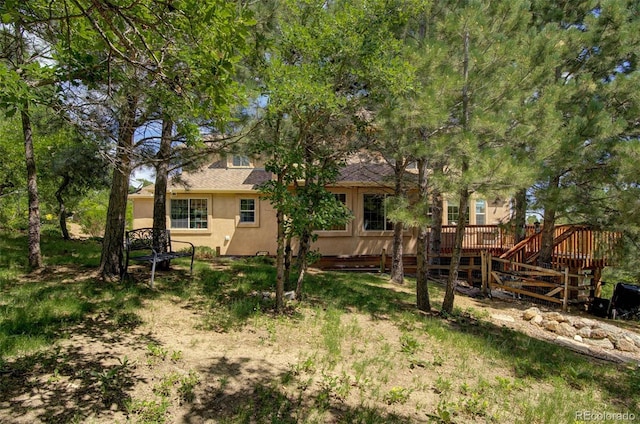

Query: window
[475,199,486,225]
[231,155,251,167]
[239,198,256,223]
[447,204,469,225]
[170,199,208,229]
[363,194,393,231]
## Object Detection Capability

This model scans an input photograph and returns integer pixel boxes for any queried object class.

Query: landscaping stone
[523,307,640,358]
[614,338,638,353]
[492,314,515,323]
[576,326,592,339]
[545,311,569,323]
[522,307,541,320]
[557,322,577,338]
[584,338,615,350]
[543,320,560,332]
[531,314,543,325]
[590,328,608,340]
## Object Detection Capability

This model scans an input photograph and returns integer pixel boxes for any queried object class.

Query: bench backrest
[126,228,171,252]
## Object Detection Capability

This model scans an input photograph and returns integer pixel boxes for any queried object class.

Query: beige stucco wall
[132,187,512,257]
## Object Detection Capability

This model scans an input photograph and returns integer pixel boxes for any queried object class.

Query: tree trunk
[538,176,560,267]
[99,94,137,279]
[295,229,311,299]
[153,119,172,270]
[514,188,527,243]
[442,30,470,315]
[416,158,431,312]
[22,107,43,269]
[428,189,443,273]
[55,175,71,240]
[442,188,470,314]
[275,173,285,313]
[390,160,405,284]
[390,222,404,284]
[284,233,292,287]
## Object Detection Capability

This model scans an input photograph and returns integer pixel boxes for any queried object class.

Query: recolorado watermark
[575,411,636,421]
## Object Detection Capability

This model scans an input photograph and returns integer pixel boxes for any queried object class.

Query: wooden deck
[315,225,619,298]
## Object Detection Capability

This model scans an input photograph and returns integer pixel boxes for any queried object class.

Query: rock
[584,338,615,350]
[557,322,577,338]
[574,318,597,329]
[492,314,515,323]
[543,320,560,332]
[574,335,583,343]
[627,333,640,348]
[556,336,590,352]
[545,312,569,323]
[531,314,543,325]
[522,307,541,320]
[614,337,638,353]
[284,290,296,300]
[576,326,592,339]
[590,328,608,340]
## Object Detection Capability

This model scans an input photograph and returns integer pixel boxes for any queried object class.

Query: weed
[153,372,180,397]
[433,376,452,394]
[178,370,200,403]
[433,399,458,424]
[383,386,412,405]
[127,398,170,423]
[146,343,168,364]
[170,350,183,362]
[400,333,422,355]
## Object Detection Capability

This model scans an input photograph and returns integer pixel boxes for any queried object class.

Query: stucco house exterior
[130,154,512,256]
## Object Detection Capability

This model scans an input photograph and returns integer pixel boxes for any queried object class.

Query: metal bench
[123,228,195,288]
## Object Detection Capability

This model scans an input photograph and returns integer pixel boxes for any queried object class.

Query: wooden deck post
[481,250,487,295]
[380,248,386,273]
[562,267,569,312]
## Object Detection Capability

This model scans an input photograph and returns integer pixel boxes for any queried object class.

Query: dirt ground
[1,267,639,423]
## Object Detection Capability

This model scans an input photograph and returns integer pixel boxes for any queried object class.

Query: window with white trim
[170,199,208,229]
[239,198,256,223]
[363,194,393,231]
[475,199,486,225]
[231,155,251,167]
[447,204,469,225]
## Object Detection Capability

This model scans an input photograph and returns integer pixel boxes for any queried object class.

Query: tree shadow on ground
[429,312,640,414]
[0,313,161,423]
[183,356,415,424]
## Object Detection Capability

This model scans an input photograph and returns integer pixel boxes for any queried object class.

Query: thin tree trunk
[56,175,71,240]
[22,107,43,269]
[284,233,292,286]
[99,94,137,280]
[153,119,172,270]
[514,188,527,243]
[275,173,285,313]
[390,160,405,284]
[295,230,311,299]
[428,189,443,272]
[416,158,431,312]
[442,30,470,315]
[539,176,560,267]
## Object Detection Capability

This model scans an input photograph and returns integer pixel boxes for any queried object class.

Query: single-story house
[130,154,512,256]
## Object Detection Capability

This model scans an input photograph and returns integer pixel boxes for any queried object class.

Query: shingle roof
[133,162,272,196]
[132,154,416,197]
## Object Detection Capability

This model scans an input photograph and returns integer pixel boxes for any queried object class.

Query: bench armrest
[170,240,195,254]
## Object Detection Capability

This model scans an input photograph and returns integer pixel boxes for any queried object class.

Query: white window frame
[363,193,393,231]
[475,199,486,225]
[236,196,259,227]
[170,198,208,229]
[230,155,251,168]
